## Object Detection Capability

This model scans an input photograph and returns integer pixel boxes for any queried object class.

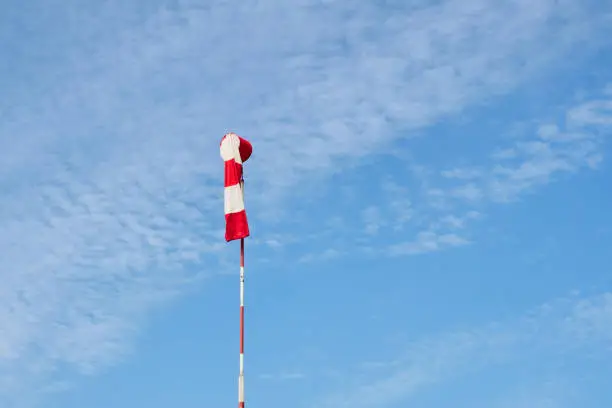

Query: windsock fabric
[220,133,252,242]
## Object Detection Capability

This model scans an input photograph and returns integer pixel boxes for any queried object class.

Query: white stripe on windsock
[220,132,242,163]
[225,184,246,214]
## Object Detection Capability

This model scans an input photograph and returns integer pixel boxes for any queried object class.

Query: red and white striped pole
[238,237,245,408]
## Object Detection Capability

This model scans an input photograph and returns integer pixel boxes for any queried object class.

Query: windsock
[220,132,252,242]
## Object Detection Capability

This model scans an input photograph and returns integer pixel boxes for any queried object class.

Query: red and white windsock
[220,132,252,242]
[220,132,252,408]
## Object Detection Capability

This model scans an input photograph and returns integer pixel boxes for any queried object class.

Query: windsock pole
[238,237,245,408]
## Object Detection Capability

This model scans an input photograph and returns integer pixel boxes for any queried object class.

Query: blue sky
[1,0,612,407]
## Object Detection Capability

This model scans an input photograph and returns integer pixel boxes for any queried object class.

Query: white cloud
[296,87,610,261]
[307,88,611,260]
[450,183,484,202]
[316,292,612,408]
[568,99,612,127]
[441,168,483,180]
[435,211,481,230]
[362,206,384,236]
[259,372,305,381]
[489,101,609,201]
[487,381,572,408]
[389,231,471,256]
[298,248,343,264]
[416,87,612,207]
[491,148,518,160]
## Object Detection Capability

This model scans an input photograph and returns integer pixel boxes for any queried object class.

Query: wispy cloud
[326,86,612,258]
[287,81,611,261]
[438,88,611,205]
[259,372,305,381]
[485,381,573,408]
[389,231,471,256]
[316,292,612,408]
[298,248,343,264]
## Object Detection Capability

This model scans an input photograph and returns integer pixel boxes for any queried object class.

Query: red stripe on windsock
[225,211,249,242]
[224,159,243,187]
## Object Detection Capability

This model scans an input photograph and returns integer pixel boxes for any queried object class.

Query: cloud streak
[316,292,612,408]
[312,86,612,259]
[438,88,612,205]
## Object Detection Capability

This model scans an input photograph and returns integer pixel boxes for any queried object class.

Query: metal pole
[238,237,245,408]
